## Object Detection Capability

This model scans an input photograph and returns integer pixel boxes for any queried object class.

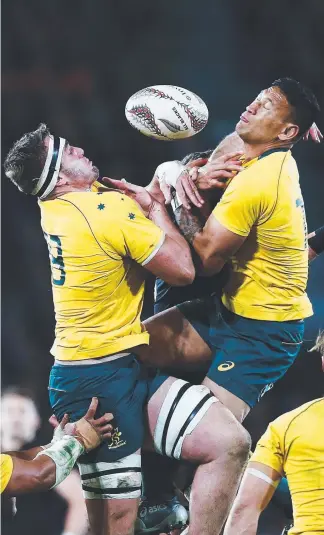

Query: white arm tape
[35,435,84,488]
[246,467,280,488]
[155,161,186,189]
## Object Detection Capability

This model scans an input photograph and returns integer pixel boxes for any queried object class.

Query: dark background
[2,1,324,534]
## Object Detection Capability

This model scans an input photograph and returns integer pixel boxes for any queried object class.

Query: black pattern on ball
[177,102,208,133]
[128,104,168,138]
[133,87,175,102]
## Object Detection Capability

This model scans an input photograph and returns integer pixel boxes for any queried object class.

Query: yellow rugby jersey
[251,398,324,535]
[0,454,13,494]
[39,190,164,360]
[213,149,312,321]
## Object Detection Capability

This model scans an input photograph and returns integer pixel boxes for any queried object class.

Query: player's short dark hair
[181,150,213,165]
[271,78,320,139]
[3,123,50,194]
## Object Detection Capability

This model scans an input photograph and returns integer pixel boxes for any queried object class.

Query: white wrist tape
[35,435,84,488]
[246,467,280,488]
[155,161,186,188]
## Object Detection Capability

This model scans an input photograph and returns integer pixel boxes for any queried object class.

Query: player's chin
[235,121,245,137]
[235,123,252,142]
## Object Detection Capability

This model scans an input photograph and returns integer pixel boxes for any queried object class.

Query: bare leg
[85,497,140,535]
[142,307,251,423]
[146,378,251,535]
[203,377,250,423]
[140,306,212,370]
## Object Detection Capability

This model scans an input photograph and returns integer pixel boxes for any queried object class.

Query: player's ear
[56,170,70,186]
[278,123,299,142]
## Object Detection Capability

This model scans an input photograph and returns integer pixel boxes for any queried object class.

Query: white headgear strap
[32,135,66,199]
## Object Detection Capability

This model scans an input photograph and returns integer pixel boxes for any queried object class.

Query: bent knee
[223,423,251,461]
[207,419,251,463]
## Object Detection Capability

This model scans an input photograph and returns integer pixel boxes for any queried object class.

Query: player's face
[236,87,295,144]
[44,136,99,186]
[0,394,40,446]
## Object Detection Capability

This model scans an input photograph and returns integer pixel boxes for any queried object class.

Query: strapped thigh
[154,379,217,460]
[78,452,142,499]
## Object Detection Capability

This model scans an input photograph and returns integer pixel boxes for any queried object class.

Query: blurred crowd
[1,1,324,534]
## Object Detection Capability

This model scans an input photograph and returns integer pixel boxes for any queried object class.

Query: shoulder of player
[255,150,296,180]
[226,150,294,195]
[59,190,132,215]
[272,398,324,435]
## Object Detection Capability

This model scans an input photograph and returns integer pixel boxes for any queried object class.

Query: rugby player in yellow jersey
[4,127,251,535]
[223,331,324,535]
[1,398,113,495]
[110,77,321,423]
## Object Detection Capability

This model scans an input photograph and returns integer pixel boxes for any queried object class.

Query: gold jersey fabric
[252,398,324,534]
[0,454,13,494]
[39,190,164,360]
[213,149,312,321]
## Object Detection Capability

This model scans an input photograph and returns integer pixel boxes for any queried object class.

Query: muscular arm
[144,200,195,285]
[174,208,320,276]
[5,455,57,495]
[174,206,245,276]
[209,131,244,160]
[6,447,43,461]
[223,461,282,535]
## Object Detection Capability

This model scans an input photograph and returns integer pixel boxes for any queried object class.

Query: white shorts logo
[258,383,274,401]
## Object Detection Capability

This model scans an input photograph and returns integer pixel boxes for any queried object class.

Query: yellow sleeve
[212,170,272,237]
[250,419,286,475]
[0,454,13,494]
[104,194,165,265]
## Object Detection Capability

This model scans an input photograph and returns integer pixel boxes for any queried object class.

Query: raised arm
[102,179,195,286]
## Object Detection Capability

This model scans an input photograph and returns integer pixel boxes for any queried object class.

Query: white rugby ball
[125,85,209,141]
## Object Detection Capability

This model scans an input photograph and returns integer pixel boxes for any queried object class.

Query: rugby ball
[125,85,209,141]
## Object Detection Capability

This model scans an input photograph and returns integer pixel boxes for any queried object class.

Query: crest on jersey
[108,428,126,449]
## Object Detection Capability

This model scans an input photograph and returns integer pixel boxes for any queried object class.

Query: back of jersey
[39,191,164,361]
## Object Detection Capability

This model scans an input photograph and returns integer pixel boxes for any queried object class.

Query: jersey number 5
[44,233,66,286]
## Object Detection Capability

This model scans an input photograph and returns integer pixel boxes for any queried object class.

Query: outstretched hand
[101,177,155,217]
[49,397,114,452]
[174,151,243,210]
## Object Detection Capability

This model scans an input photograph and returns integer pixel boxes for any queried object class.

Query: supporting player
[223,332,324,535]
[1,397,113,495]
[4,128,251,535]
[114,77,320,419]
[140,147,323,533]
[105,78,320,531]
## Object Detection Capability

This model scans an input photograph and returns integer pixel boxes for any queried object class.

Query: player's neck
[243,140,292,161]
[47,184,92,200]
